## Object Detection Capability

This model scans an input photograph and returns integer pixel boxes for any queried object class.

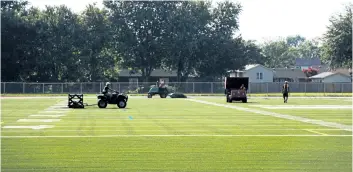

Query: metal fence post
[266,82,269,95]
[304,83,307,95]
[23,83,25,93]
[3,82,5,93]
[43,83,45,93]
[211,82,213,93]
[324,83,326,95]
[80,83,83,94]
[341,83,343,95]
[119,83,121,93]
[193,82,195,93]
[61,83,64,93]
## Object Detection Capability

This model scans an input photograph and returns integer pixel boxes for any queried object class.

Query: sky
[27,0,351,43]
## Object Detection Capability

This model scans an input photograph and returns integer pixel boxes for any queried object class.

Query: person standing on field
[282,81,289,103]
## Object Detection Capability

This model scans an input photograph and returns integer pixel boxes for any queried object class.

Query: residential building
[231,64,274,83]
[118,69,178,83]
[273,68,307,82]
[309,72,352,83]
[295,58,321,70]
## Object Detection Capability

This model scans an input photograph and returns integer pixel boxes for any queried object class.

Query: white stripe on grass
[187,99,353,131]
[1,134,352,138]
[1,129,349,132]
[250,105,352,109]
[303,129,329,135]
[17,119,61,123]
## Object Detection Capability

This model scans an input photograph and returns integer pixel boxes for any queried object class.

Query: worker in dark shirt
[282,81,289,103]
[240,84,246,90]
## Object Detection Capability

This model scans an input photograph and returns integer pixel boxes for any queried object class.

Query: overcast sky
[27,0,351,43]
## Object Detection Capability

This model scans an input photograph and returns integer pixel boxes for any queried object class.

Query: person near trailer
[159,79,165,88]
[282,81,290,103]
[240,84,246,91]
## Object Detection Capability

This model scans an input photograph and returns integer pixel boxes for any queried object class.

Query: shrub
[303,67,319,77]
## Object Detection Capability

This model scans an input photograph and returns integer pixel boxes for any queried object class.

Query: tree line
[1,1,351,82]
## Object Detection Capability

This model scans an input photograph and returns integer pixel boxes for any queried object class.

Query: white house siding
[244,65,273,83]
[323,74,351,83]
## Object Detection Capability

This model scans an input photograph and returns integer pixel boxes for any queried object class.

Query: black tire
[98,99,107,108]
[160,94,167,98]
[242,98,247,103]
[117,100,127,108]
[148,94,152,98]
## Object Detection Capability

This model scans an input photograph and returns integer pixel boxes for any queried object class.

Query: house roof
[309,72,335,78]
[295,58,321,66]
[331,68,351,76]
[245,64,260,70]
[241,64,272,72]
[309,72,350,79]
[273,68,307,78]
[119,69,177,77]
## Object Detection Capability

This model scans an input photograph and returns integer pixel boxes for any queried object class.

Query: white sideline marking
[29,114,66,118]
[303,129,328,135]
[2,125,54,130]
[1,128,349,132]
[40,111,66,114]
[251,105,352,109]
[187,99,353,131]
[1,134,352,138]
[45,107,70,110]
[17,119,61,123]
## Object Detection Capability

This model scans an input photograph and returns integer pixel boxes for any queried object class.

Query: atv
[97,90,128,108]
[147,85,169,98]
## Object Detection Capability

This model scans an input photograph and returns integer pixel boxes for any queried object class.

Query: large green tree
[104,1,177,82]
[80,3,119,82]
[321,3,352,69]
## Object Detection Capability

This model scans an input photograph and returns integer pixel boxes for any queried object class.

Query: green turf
[1,97,352,171]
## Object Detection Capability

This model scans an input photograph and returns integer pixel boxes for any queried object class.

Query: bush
[303,67,319,77]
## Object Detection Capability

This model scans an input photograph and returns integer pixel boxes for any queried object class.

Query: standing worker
[282,81,289,103]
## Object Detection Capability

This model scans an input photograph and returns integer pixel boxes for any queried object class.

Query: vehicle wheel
[242,98,247,103]
[148,94,152,98]
[117,100,127,108]
[160,94,167,98]
[98,99,107,108]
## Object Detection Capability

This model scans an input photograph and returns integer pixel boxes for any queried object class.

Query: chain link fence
[1,82,352,94]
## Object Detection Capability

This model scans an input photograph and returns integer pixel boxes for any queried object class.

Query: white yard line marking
[17,119,61,123]
[22,125,351,128]
[1,134,352,138]
[45,108,70,111]
[303,129,328,135]
[2,128,350,132]
[40,111,66,114]
[2,125,54,130]
[29,114,66,118]
[187,99,353,131]
[251,105,352,109]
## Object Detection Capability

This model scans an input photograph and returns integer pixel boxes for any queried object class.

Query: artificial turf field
[1,96,352,172]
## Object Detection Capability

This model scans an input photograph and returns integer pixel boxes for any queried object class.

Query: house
[273,68,307,82]
[309,72,352,83]
[118,69,178,83]
[330,68,352,76]
[295,58,321,70]
[231,64,274,83]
